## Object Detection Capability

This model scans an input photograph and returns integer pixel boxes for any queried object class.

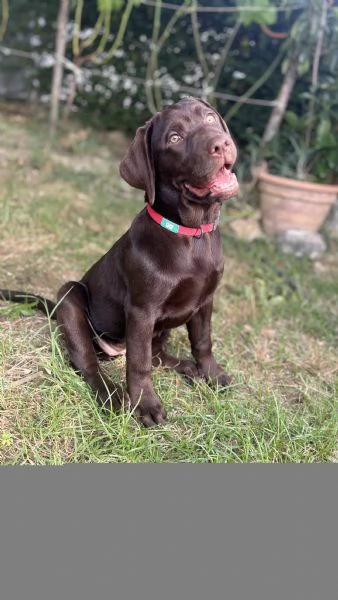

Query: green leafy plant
[260,73,338,184]
[248,0,338,184]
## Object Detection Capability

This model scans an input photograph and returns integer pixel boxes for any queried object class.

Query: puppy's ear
[198,98,230,134]
[119,119,155,204]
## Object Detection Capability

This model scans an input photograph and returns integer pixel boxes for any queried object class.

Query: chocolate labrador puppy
[1,97,239,426]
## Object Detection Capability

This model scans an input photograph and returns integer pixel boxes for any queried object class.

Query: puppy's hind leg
[152,330,200,380]
[56,282,125,412]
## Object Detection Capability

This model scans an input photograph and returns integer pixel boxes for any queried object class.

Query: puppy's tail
[0,289,57,319]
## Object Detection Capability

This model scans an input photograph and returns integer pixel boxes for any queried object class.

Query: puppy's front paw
[135,396,167,427]
[198,359,232,388]
[174,359,200,380]
[211,370,232,388]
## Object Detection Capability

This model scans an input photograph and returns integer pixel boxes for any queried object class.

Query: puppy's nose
[207,134,230,156]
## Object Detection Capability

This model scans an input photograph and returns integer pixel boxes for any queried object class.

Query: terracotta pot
[256,169,338,237]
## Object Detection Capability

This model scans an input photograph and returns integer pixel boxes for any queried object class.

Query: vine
[0,0,9,41]
[145,0,191,113]
[65,0,137,117]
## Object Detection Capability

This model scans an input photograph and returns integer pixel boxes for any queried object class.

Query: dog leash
[146,204,217,238]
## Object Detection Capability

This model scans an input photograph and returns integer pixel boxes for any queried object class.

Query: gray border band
[1,465,338,600]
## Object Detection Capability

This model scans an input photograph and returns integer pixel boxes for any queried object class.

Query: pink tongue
[185,168,239,197]
[209,168,232,188]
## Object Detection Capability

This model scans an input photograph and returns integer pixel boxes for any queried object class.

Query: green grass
[0,105,338,464]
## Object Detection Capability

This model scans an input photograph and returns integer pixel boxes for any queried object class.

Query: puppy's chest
[168,270,220,305]
[158,252,223,327]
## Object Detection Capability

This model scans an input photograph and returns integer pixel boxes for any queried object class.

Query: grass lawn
[1,103,338,464]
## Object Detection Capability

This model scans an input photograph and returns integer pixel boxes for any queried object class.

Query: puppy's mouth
[185,165,239,200]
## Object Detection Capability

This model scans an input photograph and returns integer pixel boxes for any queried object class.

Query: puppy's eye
[206,114,216,124]
[169,133,182,144]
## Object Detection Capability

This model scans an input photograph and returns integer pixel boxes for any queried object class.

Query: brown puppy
[0,97,239,426]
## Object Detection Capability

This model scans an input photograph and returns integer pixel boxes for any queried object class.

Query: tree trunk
[49,0,69,138]
[262,52,300,144]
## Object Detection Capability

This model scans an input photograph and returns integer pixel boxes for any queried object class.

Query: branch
[95,10,112,56]
[190,0,209,81]
[93,0,135,63]
[225,44,286,122]
[140,1,306,14]
[157,0,189,50]
[145,0,163,114]
[73,0,84,58]
[304,0,328,150]
[80,12,105,50]
[261,49,300,144]
[209,17,242,103]
[145,0,190,113]
[0,0,9,42]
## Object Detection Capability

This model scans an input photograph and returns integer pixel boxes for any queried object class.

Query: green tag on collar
[160,217,179,233]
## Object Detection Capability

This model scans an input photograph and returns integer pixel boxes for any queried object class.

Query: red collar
[146,204,216,237]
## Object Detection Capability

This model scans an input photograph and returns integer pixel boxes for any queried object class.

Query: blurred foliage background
[0,0,338,181]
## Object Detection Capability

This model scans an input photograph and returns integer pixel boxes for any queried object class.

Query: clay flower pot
[256,167,338,238]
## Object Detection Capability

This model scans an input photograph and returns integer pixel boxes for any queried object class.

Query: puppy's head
[119,97,239,204]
